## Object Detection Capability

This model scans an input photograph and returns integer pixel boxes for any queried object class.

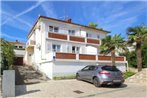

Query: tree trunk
[111,50,115,66]
[136,42,142,72]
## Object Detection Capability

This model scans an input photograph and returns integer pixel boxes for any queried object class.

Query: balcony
[56,52,76,59]
[26,40,35,47]
[79,54,96,60]
[87,38,100,44]
[48,32,100,45]
[98,56,125,61]
[48,32,67,40]
[54,52,125,62]
[69,35,85,42]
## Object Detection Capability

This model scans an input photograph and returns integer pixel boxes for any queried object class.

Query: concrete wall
[2,70,15,97]
[52,61,97,76]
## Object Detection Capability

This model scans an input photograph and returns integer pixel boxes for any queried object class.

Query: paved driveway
[15,79,147,98]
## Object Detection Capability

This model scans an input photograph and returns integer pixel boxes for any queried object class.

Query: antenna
[58,9,68,20]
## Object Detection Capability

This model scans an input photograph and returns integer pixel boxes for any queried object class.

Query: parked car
[76,65,124,87]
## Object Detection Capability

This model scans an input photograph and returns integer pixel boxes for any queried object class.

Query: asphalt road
[15,79,147,98]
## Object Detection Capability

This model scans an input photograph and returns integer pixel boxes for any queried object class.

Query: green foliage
[1,39,15,74]
[123,71,136,79]
[53,75,76,80]
[120,42,147,68]
[88,22,98,28]
[100,34,127,55]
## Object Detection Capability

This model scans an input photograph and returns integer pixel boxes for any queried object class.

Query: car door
[86,66,96,81]
[78,66,90,80]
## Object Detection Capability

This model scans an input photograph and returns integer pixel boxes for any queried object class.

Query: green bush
[120,42,147,68]
[53,75,76,80]
[123,71,136,79]
[1,39,15,75]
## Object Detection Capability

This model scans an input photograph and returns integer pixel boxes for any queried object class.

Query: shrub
[1,39,15,74]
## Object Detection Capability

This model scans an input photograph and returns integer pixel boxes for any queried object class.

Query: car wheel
[114,83,122,87]
[76,74,80,80]
[93,77,101,87]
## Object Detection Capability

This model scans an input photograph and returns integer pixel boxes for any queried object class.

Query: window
[82,66,90,71]
[72,46,75,53]
[72,46,80,53]
[49,26,53,32]
[86,33,91,38]
[52,44,61,52]
[68,30,75,35]
[102,66,119,71]
[19,46,23,48]
[49,26,59,33]
[89,66,97,71]
[97,35,100,39]
[54,27,59,32]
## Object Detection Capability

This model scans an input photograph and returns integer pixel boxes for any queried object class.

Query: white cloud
[1,33,27,42]
[2,1,42,26]
[40,1,57,18]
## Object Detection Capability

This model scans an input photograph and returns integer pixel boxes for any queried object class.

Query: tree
[100,34,127,66]
[1,39,15,74]
[88,22,98,28]
[127,26,147,72]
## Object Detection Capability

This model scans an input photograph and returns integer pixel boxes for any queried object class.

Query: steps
[15,66,48,85]
[126,68,147,84]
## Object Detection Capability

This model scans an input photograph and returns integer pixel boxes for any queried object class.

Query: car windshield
[102,66,119,71]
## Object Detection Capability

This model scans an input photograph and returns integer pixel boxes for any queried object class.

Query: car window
[102,66,119,71]
[89,66,96,71]
[82,66,90,71]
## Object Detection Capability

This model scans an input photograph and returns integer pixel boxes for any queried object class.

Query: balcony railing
[56,52,76,59]
[48,32,67,40]
[69,35,85,42]
[87,38,100,44]
[98,56,125,61]
[48,32,100,45]
[79,54,96,60]
[26,40,35,47]
[54,52,125,62]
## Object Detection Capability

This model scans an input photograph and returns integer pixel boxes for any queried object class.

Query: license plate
[113,80,121,82]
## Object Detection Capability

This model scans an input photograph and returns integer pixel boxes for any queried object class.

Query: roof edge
[27,16,110,38]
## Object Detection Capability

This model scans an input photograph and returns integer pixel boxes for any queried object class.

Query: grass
[53,71,136,80]
[53,75,76,80]
[123,71,136,79]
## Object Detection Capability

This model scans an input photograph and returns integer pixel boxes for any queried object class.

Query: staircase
[15,66,48,85]
[126,68,147,84]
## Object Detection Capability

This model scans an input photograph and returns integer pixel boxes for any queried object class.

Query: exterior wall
[52,61,126,78]
[52,61,96,76]
[39,62,53,79]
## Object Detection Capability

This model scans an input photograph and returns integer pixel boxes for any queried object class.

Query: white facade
[24,16,127,79]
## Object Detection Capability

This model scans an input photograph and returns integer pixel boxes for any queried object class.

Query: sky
[1,0,147,42]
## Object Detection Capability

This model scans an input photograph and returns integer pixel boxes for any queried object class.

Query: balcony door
[72,46,80,53]
[52,44,61,52]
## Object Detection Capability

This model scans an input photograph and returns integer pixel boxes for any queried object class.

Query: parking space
[15,79,146,98]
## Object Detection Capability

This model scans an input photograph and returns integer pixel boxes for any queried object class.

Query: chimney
[65,18,72,23]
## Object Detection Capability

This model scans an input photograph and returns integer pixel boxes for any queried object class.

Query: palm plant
[88,22,98,28]
[100,34,127,66]
[127,26,147,72]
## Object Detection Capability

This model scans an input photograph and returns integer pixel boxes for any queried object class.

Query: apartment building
[24,16,127,79]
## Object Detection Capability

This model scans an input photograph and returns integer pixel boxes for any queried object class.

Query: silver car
[76,65,124,87]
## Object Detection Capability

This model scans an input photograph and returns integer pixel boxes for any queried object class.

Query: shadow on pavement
[80,80,127,88]
[15,85,40,96]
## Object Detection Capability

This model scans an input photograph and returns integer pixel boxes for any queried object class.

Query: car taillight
[99,71,110,75]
